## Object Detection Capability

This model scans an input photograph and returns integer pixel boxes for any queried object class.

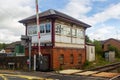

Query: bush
[83,60,90,67]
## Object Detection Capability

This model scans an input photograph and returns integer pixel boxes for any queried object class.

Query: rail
[87,62,120,72]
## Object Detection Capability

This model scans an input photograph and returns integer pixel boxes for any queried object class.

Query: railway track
[58,62,120,80]
[87,62,120,72]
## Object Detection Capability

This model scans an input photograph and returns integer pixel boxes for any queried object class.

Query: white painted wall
[27,22,52,44]
[86,45,95,62]
[26,20,86,48]
[55,43,85,48]
[55,35,71,43]
[32,34,51,43]
[55,20,85,48]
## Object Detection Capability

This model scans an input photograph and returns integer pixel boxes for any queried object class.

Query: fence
[0,56,33,70]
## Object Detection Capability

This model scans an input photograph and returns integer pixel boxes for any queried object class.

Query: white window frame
[40,22,51,34]
[27,25,37,36]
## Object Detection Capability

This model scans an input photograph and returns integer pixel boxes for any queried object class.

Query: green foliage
[83,60,91,68]
[83,54,111,70]
[0,43,8,50]
[85,35,92,43]
[108,45,120,58]
[93,40,103,55]
[108,45,115,51]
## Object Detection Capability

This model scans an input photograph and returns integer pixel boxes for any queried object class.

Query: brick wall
[25,47,86,70]
[52,47,85,70]
[103,39,120,51]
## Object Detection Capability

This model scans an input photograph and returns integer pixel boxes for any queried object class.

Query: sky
[0,0,120,43]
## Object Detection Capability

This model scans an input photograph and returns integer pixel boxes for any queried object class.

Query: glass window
[46,23,51,33]
[40,24,45,33]
[59,54,64,65]
[32,25,37,35]
[72,28,77,37]
[28,26,32,35]
[62,26,70,36]
[77,29,84,38]
[27,26,37,35]
[67,28,71,36]
[55,24,61,34]
[60,26,64,35]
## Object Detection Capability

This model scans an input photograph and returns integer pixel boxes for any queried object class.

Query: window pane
[60,26,64,34]
[77,29,84,38]
[66,27,71,36]
[28,26,32,35]
[62,26,71,36]
[40,24,45,33]
[33,25,37,34]
[72,28,77,36]
[27,26,37,35]
[55,24,61,34]
[46,23,51,33]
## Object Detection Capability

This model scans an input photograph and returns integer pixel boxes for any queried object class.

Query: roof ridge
[19,9,91,28]
[49,9,56,14]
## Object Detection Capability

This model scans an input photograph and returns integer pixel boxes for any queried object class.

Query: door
[36,54,50,71]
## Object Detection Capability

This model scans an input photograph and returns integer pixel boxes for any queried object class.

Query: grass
[83,54,118,70]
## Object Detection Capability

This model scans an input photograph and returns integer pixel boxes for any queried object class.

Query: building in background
[101,38,120,51]
[0,49,6,53]
[19,9,91,70]
[86,43,95,62]
[5,41,21,53]
[5,41,25,56]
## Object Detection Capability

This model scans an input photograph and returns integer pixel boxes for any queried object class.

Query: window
[77,29,84,38]
[65,27,71,36]
[32,25,37,35]
[55,24,71,36]
[72,28,77,37]
[40,23,51,34]
[40,24,45,33]
[59,54,64,65]
[55,24,61,34]
[70,54,74,64]
[46,23,51,33]
[78,54,82,64]
[27,25,37,35]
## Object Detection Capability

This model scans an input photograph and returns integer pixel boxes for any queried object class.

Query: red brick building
[19,9,91,70]
[102,38,120,51]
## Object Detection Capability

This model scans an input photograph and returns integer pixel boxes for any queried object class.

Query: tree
[0,43,8,50]
[85,35,92,43]
[93,40,103,55]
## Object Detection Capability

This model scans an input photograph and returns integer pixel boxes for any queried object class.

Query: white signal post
[36,0,42,56]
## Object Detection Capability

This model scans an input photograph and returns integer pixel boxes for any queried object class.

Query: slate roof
[100,38,120,44]
[6,41,21,49]
[19,9,91,28]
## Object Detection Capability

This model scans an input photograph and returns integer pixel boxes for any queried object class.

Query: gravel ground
[0,70,110,80]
